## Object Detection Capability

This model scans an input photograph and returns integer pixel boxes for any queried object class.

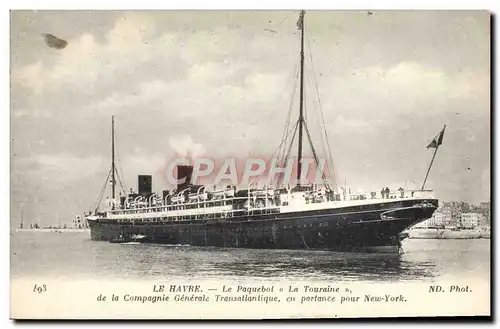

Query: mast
[296,10,305,185]
[421,125,446,190]
[420,147,438,190]
[111,115,116,199]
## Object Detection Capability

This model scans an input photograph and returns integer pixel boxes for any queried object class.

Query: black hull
[88,199,438,252]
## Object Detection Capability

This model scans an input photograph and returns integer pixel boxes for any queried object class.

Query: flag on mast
[426,125,446,149]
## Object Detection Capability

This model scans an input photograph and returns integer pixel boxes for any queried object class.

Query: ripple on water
[10,231,490,282]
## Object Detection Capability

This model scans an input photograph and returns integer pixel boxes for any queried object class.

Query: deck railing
[106,187,435,218]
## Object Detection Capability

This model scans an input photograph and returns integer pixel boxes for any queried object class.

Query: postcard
[10,9,491,319]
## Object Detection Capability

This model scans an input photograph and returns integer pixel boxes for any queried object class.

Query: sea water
[10,230,490,283]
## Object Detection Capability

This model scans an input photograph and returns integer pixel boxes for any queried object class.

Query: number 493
[33,284,47,293]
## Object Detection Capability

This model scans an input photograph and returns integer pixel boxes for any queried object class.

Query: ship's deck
[87,189,436,223]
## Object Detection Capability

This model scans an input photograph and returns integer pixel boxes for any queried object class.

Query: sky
[10,10,490,226]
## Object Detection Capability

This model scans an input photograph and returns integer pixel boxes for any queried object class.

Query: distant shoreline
[407,227,490,240]
[13,228,90,233]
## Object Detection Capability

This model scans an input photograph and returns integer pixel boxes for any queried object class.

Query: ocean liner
[86,11,440,252]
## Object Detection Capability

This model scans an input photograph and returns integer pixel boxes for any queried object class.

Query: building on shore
[480,202,490,209]
[459,212,482,228]
[72,215,89,229]
[418,206,459,229]
[412,201,490,230]
[479,202,491,225]
[441,208,461,228]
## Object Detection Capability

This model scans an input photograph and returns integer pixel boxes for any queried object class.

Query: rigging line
[95,168,111,203]
[301,52,330,186]
[304,35,331,146]
[303,35,327,160]
[283,120,299,165]
[115,156,126,194]
[277,61,299,163]
[302,120,320,168]
[116,154,127,194]
[303,120,330,189]
[283,59,301,141]
[250,56,300,156]
[275,35,302,161]
[306,36,338,190]
[92,168,112,212]
[274,57,300,161]
[303,79,307,129]
[271,121,299,187]
[115,169,126,195]
[304,39,329,154]
[276,85,296,161]
[269,119,299,164]
[304,55,330,177]
[266,121,299,185]
[94,172,111,211]
[282,119,299,162]
[113,131,127,193]
[305,30,338,190]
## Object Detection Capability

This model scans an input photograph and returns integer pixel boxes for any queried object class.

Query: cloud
[87,64,288,123]
[11,13,167,95]
[451,69,490,102]
[12,108,52,118]
[13,154,105,185]
[481,168,490,198]
[168,135,206,159]
[119,153,175,191]
[89,79,172,115]
[331,115,378,134]
[315,61,490,131]
[11,11,298,121]
[12,61,44,94]
[349,62,470,105]
[106,14,157,51]
[382,62,489,104]
[9,11,491,226]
